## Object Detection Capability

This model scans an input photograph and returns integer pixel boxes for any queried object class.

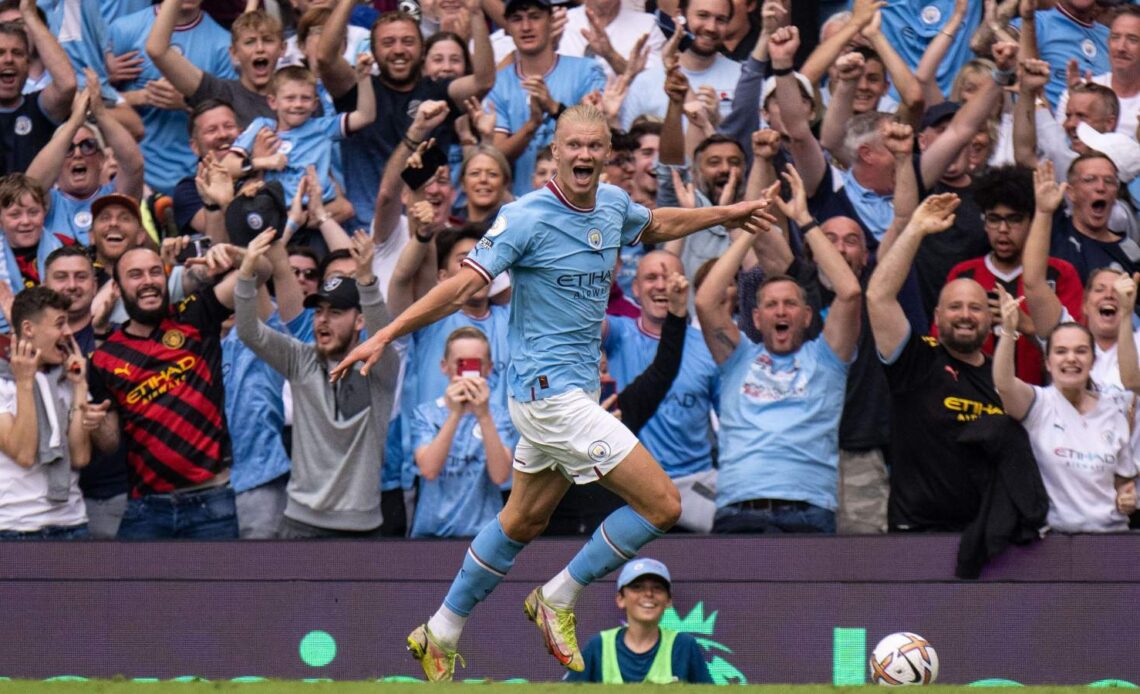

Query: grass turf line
[0,684,1120,692]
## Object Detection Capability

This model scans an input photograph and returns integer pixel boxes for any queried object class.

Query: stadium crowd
[1,0,1140,544]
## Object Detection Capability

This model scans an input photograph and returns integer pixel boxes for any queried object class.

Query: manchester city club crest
[587,228,603,249]
[162,329,186,349]
[920,4,941,24]
[14,116,31,136]
[487,214,508,237]
[588,440,611,462]
[73,210,92,229]
[247,212,264,230]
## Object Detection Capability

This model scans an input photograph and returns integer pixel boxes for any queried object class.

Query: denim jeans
[713,501,836,534]
[117,485,239,539]
[0,524,89,540]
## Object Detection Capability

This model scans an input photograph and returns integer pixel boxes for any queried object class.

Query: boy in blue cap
[567,558,712,684]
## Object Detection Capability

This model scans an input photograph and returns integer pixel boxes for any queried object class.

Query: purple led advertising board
[0,535,1138,685]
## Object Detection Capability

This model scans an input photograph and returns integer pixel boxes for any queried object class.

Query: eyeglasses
[66,139,99,157]
[1074,174,1120,188]
[292,267,318,280]
[982,212,1027,228]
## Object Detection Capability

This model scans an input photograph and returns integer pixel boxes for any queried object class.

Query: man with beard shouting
[867,193,1007,533]
[87,241,269,539]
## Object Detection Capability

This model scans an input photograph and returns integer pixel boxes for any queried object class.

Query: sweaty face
[312,303,361,359]
[1064,92,1116,151]
[1068,157,1119,232]
[697,143,744,202]
[44,256,96,317]
[373,20,423,86]
[631,251,684,322]
[58,127,105,197]
[934,280,991,355]
[684,0,730,57]
[190,105,241,157]
[752,280,812,354]
[1046,325,1095,391]
[0,192,44,250]
[1082,269,1124,341]
[269,79,319,129]
[117,249,169,325]
[424,39,466,79]
[506,6,552,56]
[91,203,143,263]
[462,154,507,211]
[982,204,1030,263]
[0,32,30,105]
[231,28,283,90]
[552,121,610,200]
[21,307,71,366]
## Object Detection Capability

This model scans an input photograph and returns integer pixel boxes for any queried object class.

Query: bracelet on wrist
[202,201,221,212]
[414,230,433,243]
[403,135,423,150]
[799,218,820,234]
[771,65,794,77]
[992,68,1017,87]
[316,212,333,225]
[940,29,956,39]
[285,218,300,233]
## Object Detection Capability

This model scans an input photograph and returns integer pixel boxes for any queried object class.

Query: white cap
[761,72,816,109]
[1076,122,1140,183]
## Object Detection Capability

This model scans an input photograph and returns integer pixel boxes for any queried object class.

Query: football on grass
[869,632,939,686]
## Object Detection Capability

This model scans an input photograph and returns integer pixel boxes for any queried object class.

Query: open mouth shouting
[0,67,19,92]
[571,164,595,187]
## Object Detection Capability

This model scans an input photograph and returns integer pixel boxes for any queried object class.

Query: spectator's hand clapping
[106,50,144,84]
[991,40,1019,73]
[145,78,188,111]
[625,33,650,80]
[582,7,617,61]
[195,153,235,209]
[1019,58,1050,95]
[463,97,496,140]
[717,168,738,206]
[522,77,559,115]
[1065,58,1093,90]
[881,121,914,160]
[835,52,866,83]
[670,169,697,208]
[66,85,92,128]
[84,69,106,118]
[237,229,276,279]
[602,74,631,121]
[908,193,960,236]
[350,229,375,285]
[860,9,882,40]
[768,26,799,68]
[666,272,690,317]
[1033,160,1067,213]
[550,6,568,49]
[851,0,886,28]
[752,129,781,160]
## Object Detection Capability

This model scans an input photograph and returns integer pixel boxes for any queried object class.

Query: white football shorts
[508,388,640,484]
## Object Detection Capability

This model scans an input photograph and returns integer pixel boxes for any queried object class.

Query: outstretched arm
[800,0,883,84]
[316,0,359,98]
[769,26,826,195]
[447,0,495,103]
[992,285,1034,419]
[145,0,205,98]
[867,193,960,359]
[1022,160,1065,338]
[695,230,750,364]
[88,73,144,199]
[913,0,968,107]
[22,0,76,122]
[1116,273,1140,394]
[26,89,91,190]
[641,188,778,245]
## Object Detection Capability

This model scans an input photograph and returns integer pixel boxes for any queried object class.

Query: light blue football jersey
[1012,8,1109,107]
[875,0,982,98]
[43,183,113,245]
[108,8,237,194]
[231,114,348,204]
[462,179,652,402]
[408,305,510,410]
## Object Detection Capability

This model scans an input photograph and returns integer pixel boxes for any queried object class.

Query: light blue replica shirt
[462,179,652,402]
[108,8,237,194]
[409,397,518,538]
[1012,7,1109,107]
[39,0,123,105]
[488,56,606,198]
[223,313,291,493]
[44,183,112,245]
[875,0,982,98]
[407,305,510,410]
[231,114,348,204]
[716,336,851,511]
[604,315,718,478]
[620,55,740,131]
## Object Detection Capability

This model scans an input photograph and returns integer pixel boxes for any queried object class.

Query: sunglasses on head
[66,139,100,157]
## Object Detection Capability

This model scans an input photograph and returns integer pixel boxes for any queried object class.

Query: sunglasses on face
[293,267,318,281]
[66,139,100,157]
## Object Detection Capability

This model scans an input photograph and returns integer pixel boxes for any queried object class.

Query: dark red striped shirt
[89,290,232,497]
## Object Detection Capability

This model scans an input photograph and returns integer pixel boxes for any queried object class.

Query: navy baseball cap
[616,558,672,592]
[919,101,960,132]
[303,276,361,311]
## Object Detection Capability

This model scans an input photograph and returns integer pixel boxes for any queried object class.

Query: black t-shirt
[333,76,458,226]
[912,172,991,318]
[1048,209,1140,284]
[883,331,1003,532]
[173,175,204,236]
[0,91,57,177]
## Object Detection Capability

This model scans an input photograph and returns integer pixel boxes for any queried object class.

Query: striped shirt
[89,290,232,497]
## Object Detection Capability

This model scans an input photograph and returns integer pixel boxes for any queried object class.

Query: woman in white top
[993,283,1138,533]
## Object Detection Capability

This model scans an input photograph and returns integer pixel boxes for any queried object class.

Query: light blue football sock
[443,517,525,617]
[566,505,664,586]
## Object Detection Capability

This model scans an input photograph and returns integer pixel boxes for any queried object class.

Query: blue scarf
[841,169,895,242]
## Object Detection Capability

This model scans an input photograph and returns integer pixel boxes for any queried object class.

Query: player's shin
[435,517,525,646]
[551,505,665,608]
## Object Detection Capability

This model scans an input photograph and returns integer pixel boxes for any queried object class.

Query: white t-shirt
[371,215,411,304]
[555,6,665,78]
[0,374,86,532]
[1057,72,1140,141]
[279,25,372,69]
[1090,325,1140,390]
[1021,385,1137,532]
[620,54,741,130]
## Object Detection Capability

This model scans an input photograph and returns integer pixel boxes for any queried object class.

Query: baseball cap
[760,72,816,109]
[1076,122,1140,183]
[919,101,960,132]
[90,193,142,224]
[504,0,551,15]
[224,180,286,248]
[616,558,672,592]
[303,276,361,311]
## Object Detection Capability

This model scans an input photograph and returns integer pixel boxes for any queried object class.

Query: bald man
[867,194,1006,532]
[603,250,719,532]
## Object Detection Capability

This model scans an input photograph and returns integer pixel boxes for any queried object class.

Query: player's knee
[646,487,681,531]
[500,508,547,543]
